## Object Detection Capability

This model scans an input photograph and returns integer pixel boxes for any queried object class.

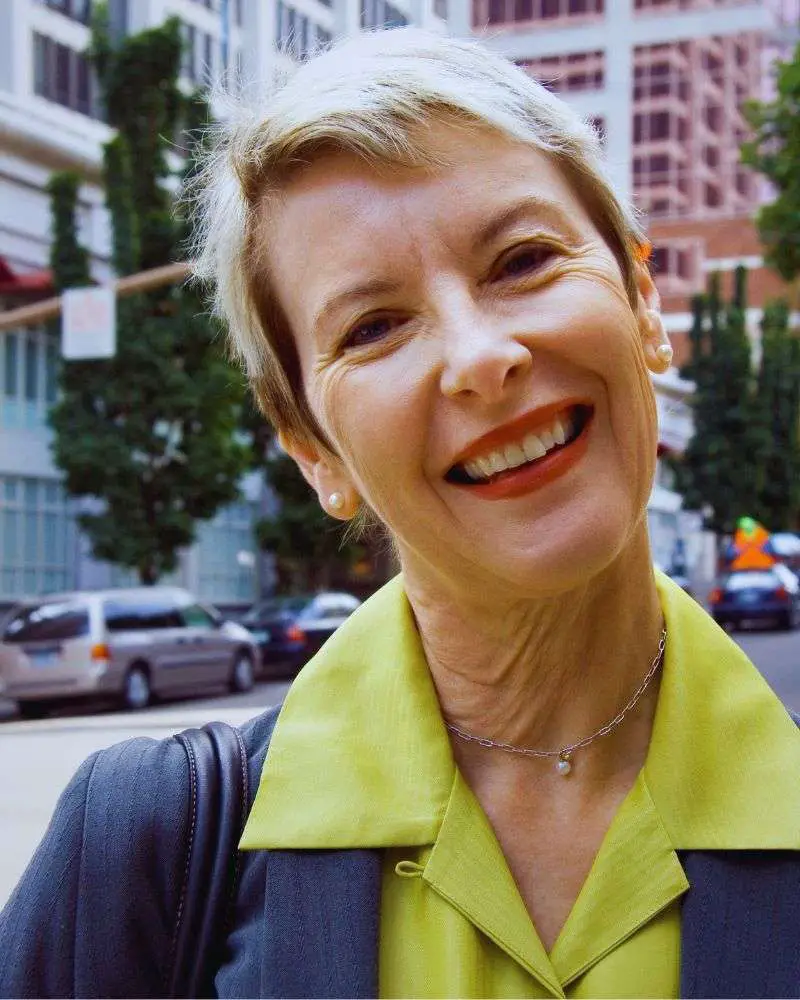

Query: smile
[446,403,594,499]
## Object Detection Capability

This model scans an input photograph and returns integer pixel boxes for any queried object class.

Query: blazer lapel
[680,850,800,998]
[260,848,382,999]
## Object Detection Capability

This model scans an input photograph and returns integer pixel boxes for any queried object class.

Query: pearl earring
[655,344,673,369]
[328,492,345,512]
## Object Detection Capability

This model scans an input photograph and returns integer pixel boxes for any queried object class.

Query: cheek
[305,355,431,507]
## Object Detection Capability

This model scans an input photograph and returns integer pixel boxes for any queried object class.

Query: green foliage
[677,268,800,533]
[741,41,800,284]
[749,302,800,529]
[677,269,759,535]
[48,7,250,585]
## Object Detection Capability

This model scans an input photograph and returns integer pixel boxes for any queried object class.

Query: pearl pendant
[556,755,572,776]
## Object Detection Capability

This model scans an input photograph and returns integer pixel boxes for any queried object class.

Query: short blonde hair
[192,28,645,447]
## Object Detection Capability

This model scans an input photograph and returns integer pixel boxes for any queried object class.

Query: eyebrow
[311,278,402,337]
[310,196,574,336]
[471,196,574,253]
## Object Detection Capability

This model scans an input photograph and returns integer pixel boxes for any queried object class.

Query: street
[1,628,799,907]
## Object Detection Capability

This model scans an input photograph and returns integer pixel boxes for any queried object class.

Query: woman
[3,27,800,999]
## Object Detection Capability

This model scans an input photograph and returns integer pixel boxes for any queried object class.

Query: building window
[434,0,448,15]
[360,0,409,29]
[277,1,330,59]
[37,0,92,24]
[1,328,59,431]
[33,33,97,116]
[0,477,75,599]
[520,50,604,93]
[195,501,257,603]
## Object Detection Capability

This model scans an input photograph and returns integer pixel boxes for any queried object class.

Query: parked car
[242,592,361,675]
[709,565,800,632]
[0,587,259,718]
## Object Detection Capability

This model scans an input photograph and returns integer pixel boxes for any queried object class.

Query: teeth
[503,444,527,468]
[522,434,547,461]
[487,451,506,475]
[539,429,556,450]
[456,409,580,483]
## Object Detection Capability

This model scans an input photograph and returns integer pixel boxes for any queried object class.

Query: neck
[401,527,664,787]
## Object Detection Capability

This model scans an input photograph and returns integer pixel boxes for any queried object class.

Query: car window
[180,604,216,628]
[104,598,183,631]
[726,572,778,591]
[3,602,90,643]
[243,597,308,623]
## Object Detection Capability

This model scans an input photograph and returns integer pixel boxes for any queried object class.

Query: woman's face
[263,126,660,597]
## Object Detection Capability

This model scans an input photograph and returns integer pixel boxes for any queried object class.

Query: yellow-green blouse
[241,572,800,998]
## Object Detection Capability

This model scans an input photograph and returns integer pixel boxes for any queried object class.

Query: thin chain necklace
[444,628,667,776]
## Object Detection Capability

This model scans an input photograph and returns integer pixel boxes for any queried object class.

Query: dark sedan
[242,592,361,676]
[709,567,800,632]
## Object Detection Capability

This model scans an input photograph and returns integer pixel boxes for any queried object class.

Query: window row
[519,51,604,94]
[180,23,244,87]
[32,32,99,118]
[1,328,59,432]
[0,477,75,601]
[185,0,245,23]
[360,0,409,29]
[36,0,92,24]
[276,1,333,61]
[480,0,603,26]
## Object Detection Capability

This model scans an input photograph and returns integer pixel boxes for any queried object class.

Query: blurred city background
[1,0,800,903]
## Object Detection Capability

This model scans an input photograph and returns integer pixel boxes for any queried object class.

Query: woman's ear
[635,262,673,374]
[277,431,361,520]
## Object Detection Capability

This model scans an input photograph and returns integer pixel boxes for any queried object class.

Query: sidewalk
[0,706,264,907]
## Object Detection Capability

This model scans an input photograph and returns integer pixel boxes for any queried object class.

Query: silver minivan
[0,587,258,718]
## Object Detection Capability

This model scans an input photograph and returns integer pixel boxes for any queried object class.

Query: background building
[0,0,449,609]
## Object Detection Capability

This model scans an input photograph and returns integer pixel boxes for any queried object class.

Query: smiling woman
[3,27,800,1000]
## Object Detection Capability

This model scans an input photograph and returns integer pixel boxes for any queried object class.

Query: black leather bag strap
[168,721,249,999]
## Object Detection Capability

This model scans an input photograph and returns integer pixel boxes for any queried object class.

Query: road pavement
[1,628,799,908]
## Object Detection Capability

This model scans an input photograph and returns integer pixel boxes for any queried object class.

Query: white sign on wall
[62,286,117,360]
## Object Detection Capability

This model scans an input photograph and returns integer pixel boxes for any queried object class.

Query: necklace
[444,628,667,776]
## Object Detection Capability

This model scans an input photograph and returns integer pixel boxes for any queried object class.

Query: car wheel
[122,665,151,711]
[18,700,52,720]
[229,652,254,693]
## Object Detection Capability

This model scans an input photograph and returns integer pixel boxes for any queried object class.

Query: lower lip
[454,415,593,501]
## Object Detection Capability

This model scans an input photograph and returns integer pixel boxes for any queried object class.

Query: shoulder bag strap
[168,721,249,999]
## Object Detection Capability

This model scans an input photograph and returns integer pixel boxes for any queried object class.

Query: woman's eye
[343,315,398,350]
[494,245,556,281]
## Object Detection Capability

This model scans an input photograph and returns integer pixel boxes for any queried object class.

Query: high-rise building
[0,0,448,608]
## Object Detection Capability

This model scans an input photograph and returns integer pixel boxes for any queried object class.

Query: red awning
[0,256,53,295]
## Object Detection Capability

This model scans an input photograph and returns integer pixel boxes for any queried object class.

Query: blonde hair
[191,28,645,447]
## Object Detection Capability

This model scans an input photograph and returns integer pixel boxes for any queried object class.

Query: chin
[488,498,640,597]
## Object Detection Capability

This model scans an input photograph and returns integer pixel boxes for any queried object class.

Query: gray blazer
[1,704,799,998]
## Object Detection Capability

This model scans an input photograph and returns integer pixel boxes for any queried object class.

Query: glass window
[24,338,39,403]
[181,603,216,628]
[3,601,89,643]
[104,599,182,631]
[0,476,74,600]
[4,334,18,397]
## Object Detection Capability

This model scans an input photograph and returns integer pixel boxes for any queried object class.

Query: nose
[439,310,533,404]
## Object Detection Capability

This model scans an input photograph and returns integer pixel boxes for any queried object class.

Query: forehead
[259,127,596,331]
[267,126,588,247]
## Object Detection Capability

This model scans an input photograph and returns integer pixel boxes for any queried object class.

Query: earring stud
[328,492,345,511]
[655,344,673,369]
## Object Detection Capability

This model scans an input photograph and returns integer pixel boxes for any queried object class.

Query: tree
[47,10,250,584]
[750,301,800,530]
[675,269,759,535]
[741,41,800,286]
